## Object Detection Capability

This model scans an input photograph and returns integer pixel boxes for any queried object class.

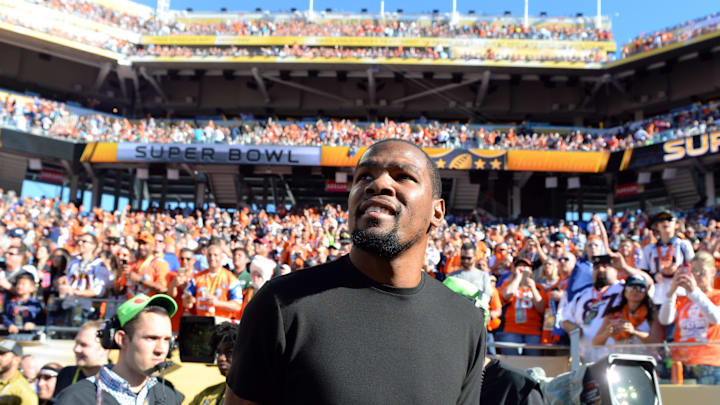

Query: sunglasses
[626,285,647,293]
[460,256,474,260]
[36,374,56,381]
[558,257,571,262]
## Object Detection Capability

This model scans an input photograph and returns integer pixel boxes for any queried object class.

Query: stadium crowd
[622,12,720,57]
[30,0,613,41]
[1,89,719,152]
[2,186,720,384]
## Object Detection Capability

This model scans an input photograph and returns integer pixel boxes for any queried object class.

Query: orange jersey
[187,268,243,319]
[165,272,188,332]
[499,282,545,336]
[119,256,170,298]
[488,287,502,332]
[672,289,720,367]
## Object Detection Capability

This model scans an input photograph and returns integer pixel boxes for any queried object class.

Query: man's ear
[114,329,127,349]
[429,199,445,231]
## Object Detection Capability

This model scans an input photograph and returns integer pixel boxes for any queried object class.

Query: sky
[133,0,719,48]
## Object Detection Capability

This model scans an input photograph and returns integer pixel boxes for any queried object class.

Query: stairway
[450,174,480,211]
[663,167,701,210]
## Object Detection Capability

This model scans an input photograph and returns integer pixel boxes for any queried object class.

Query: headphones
[97,316,177,356]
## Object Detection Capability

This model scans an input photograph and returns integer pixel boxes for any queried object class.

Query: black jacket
[54,377,184,405]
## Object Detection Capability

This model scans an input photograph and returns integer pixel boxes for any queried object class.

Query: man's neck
[81,253,94,262]
[208,267,221,275]
[81,365,102,377]
[112,360,148,393]
[16,293,31,302]
[0,367,15,380]
[349,244,426,288]
[660,233,674,244]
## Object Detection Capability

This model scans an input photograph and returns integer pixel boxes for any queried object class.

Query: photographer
[55,294,183,405]
[187,322,238,405]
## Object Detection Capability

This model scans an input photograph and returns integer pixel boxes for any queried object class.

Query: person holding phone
[497,258,546,356]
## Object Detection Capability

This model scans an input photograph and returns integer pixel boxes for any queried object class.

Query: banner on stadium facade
[615,183,644,197]
[506,150,610,172]
[320,146,509,170]
[325,181,350,192]
[614,131,720,171]
[140,35,615,53]
[80,143,321,165]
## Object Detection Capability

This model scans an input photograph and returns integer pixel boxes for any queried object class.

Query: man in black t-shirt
[225,139,486,405]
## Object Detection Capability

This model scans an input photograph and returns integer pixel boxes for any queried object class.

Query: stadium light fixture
[545,177,558,189]
[28,159,42,171]
[137,168,149,180]
[167,168,180,181]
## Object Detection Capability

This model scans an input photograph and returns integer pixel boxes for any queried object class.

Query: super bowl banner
[613,130,720,171]
[80,143,321,165]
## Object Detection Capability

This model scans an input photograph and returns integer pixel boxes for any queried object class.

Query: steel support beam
[251,68,271,104]
[93,63,113,91]
[138,67,168,102]
[474,70,491,108]
[367,68,376,107]
[261,73,350,104]
[392,77,483,105]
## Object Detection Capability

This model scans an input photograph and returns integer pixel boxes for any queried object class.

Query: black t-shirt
[53,366,87,399]
[227,255,486,405]
[480,359,544,405]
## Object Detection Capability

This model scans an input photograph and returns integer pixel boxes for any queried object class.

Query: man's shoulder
[190,381,225,402]
[54,379,97,404]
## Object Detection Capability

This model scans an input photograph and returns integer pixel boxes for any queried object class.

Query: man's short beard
[351,220,417,259]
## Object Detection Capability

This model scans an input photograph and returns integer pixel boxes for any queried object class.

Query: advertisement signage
[81,143,321,165]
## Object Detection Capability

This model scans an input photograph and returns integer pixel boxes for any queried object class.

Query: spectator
[154,233,179,272]
[497,258,546,356]
[592,275,664,352]
[184,245,242,320]
[19,354,42,387]
[120,232,169,297]
[53,321,109,396]
[447,243,493,307]
[2,272,45,334]
[187,322,239,405]
[559,255,624,362]
[660,251,720,384]
[37,363,62,405]
[231,247,252,291]
[1,245,28,293]
[645,211,695,305]
[0,339,37,405]
[167,248,193,331]
[59,233,110,324]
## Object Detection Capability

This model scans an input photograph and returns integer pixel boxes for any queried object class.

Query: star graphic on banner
[436,159,446,169]
[474,159,486,169]
[490,159,502,170]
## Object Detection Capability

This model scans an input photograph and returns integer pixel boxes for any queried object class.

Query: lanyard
[204,271,222,296]
[72,367,82,384]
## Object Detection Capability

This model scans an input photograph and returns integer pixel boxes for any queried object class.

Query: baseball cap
[136,232,155,245]
[116,294,177,327]
[625,275,648,289]
[550,232,567,243]
[651,211,675,225]
[513,257,532,267]
[7,229,23,238]
[0,340,22,356]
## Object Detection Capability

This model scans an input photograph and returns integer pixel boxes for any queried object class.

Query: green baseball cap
[117,294,177,327]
